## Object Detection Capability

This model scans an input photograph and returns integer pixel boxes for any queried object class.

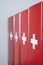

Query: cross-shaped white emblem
[30,34,38,49]
[22,33,27,45]
[10,32,13,40]
[15,32,18,43]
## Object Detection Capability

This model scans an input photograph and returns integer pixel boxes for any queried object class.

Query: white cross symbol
[22,33,27,45]
[30,34,38,49]
[15,32,18,43]
[10,32,13,40]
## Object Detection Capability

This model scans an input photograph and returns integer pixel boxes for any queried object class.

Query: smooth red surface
[42,3,43,64]
[8,2,43,65]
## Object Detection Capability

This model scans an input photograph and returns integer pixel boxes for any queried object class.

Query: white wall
[0,0,42,65]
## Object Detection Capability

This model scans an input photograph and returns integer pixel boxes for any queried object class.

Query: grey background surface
[0,0,42,65]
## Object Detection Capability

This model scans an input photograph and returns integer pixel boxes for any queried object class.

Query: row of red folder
[8,2,43,65]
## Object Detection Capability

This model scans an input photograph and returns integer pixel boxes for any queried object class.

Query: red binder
[8,16,14,65]
[14,13,20,65]
[28,2,43,65]
[20,9,28,65]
